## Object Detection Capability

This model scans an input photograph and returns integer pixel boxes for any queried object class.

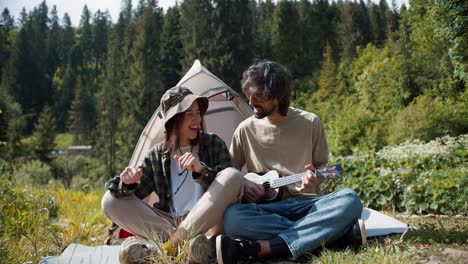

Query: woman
[102,86,243,263]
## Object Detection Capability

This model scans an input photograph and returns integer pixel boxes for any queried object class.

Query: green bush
[0,180,60,263]
[14,159,54,185]
[325,134,468,215]
[388,94,468,145]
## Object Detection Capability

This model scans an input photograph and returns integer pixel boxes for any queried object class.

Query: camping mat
[40,208,410,263]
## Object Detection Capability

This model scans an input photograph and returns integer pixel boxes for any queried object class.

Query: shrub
[325,134,468,215]
[14,159,53,185]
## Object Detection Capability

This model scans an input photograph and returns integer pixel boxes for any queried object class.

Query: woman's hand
[120,167,143,185]
[174,153,204,173]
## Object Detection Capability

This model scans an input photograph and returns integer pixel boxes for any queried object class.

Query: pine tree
[66,5,98,143]
[160,6,183,88]
[118,2,165,160]
[317,41,337,101]
[31,1,51,115]
[210,0,255,91]
[0,8,15,84]
[52,13,75,132]
[92,10,110,85]
[4,9,35,121]
[95,1,134,176]
[394,5,415,105]
[61,13,74,64]
[32,105,56,163]
[255,0,275,60]
[67,78,95,145]
[368,0,389,46]
[271,0,303,76]
[180,0,215,71]
[337,1,364,61]
[96,34,123,177]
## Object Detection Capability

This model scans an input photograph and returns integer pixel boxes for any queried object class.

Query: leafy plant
[325,134,468,215]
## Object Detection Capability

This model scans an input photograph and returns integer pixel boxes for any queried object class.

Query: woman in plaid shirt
[102,86,243,263]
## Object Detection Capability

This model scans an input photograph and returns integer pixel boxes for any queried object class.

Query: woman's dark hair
[241,60,292,116]
[163,99,207,154]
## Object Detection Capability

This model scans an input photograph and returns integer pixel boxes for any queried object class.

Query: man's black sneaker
[216,235,261,264]
[346,219,367,249]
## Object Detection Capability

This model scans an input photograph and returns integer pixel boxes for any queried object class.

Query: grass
[2,185,467,264]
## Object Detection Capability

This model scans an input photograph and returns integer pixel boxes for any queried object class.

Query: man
[216,60,366,264]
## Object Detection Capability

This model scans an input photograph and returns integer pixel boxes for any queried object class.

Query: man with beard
[216,60,366,264]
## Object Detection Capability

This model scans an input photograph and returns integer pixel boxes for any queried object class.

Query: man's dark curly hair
[241,60,292,116]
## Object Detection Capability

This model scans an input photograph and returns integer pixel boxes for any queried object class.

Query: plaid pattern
[106,133,233,213]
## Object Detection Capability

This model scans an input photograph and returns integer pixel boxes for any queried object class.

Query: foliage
[0,179,108,263]
[0,181,59,263]
[324,134,468,215]
[0,0,466,206]
[54,133,73,150]
[388,93,468,145]
[272,0,303,76]
[31,105,56,163]
[14,159,54,186]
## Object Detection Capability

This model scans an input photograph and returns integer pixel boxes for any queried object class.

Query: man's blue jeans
[223,188,363,259]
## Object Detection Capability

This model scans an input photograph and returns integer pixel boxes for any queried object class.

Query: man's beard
[253,105,276,119]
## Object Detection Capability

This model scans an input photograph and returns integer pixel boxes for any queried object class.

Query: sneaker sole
[189,234,210,264]
[358,219,367,246]
[215,235,224,264]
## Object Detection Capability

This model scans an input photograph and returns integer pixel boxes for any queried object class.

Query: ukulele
[243,164,343,202]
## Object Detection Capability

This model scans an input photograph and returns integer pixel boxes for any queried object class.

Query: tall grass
[0,183,109,264]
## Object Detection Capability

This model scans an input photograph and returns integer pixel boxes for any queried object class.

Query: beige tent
[129,59,253,168]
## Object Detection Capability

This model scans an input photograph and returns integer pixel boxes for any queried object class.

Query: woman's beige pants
[101,168,244,241]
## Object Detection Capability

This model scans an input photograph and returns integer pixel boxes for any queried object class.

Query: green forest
[0,0,467,262]
[0,0,466,189]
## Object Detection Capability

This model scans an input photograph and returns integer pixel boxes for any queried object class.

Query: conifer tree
[118,2,165,160]
[317,41,337,101]
[272,0,303,76]
[0,8,14,84]
[96,2,134,176]
[66,5,98,143]
[48,6,61,67]
[67,78,95,145]
[394,5,415,105]
[32,105,56,163]
[180,0,215,71]
[210,0,255,90]
[92,10,110,84]
[368,0,389,46]
[255,0,275,60]
[4,9,35,122]
[337,1,365,61]
[160,6,183,88]
[61,13,74,64]
[52,13,75,132]
[96,35,123,177]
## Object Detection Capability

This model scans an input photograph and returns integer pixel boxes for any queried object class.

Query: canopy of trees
[0,0,466,180]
